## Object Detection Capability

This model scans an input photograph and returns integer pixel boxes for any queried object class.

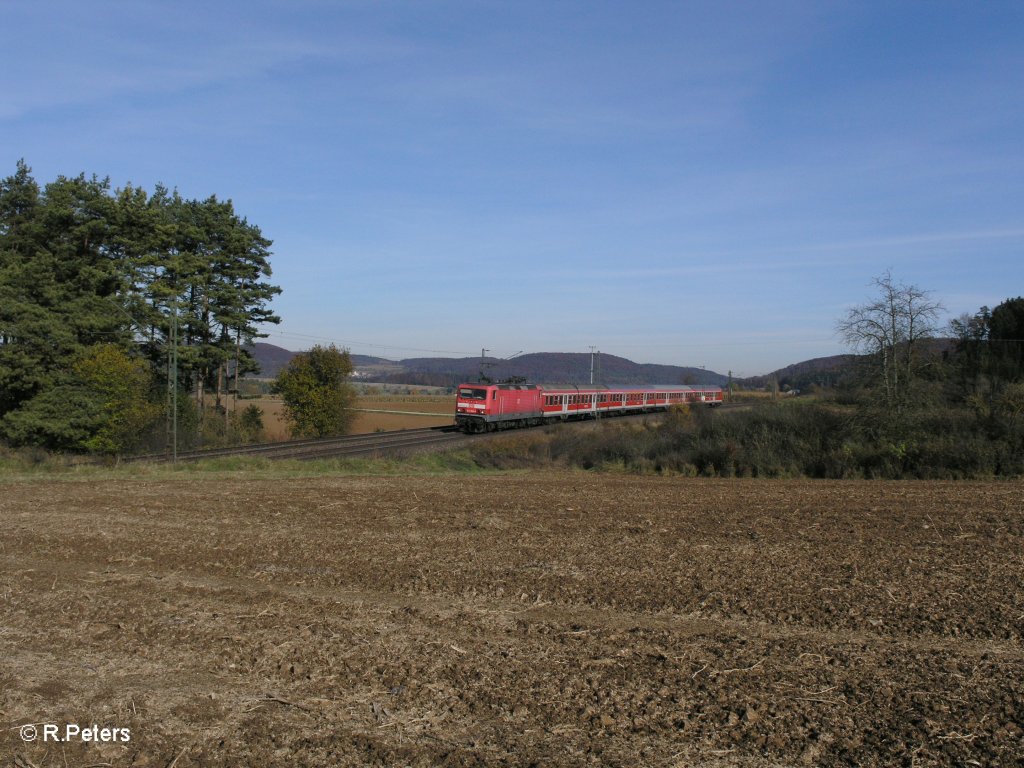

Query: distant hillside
[245,343,296,378]
[246,344,728,386]
[739,355,858,391]
[373,352,728,387]
[247,341,954,392]
[245,344,396,378]
[739,339,954,392]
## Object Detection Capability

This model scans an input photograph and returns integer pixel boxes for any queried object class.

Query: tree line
[0,161,281,454]
[836,272,1024,437]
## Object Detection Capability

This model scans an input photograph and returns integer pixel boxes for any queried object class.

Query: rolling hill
[247,344,728,387]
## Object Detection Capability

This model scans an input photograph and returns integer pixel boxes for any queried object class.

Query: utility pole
[479,348,491,383]
[589,346,597,385]
[166,300,179,463]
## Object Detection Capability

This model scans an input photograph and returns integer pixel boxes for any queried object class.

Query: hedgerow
[470,402,1024,479]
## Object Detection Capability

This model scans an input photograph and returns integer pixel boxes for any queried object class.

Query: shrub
[470,433,552,469]
[463,399,1023,478]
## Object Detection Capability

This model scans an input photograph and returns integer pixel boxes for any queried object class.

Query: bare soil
[2,475,1022,767]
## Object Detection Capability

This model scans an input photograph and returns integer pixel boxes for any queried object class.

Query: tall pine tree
[0,162,281,452]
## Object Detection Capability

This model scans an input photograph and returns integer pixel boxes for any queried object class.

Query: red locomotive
[455,382,723,433]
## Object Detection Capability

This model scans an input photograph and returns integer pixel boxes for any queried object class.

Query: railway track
[128,402,748,464]
[129,425,470,464]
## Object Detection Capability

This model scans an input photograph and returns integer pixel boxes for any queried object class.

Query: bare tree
[836,271,943,412]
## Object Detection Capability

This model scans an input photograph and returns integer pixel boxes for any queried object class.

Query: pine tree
[0,162,282,452]
[0,168,131,428]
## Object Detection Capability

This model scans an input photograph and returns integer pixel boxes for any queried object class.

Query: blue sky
[3,1,1022,376]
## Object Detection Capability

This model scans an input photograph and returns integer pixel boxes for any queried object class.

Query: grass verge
[0,447,493,483]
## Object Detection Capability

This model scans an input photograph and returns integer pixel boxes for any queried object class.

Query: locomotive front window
[459,388,488,400]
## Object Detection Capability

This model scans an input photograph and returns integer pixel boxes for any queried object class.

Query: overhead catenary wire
[260,329,479,357]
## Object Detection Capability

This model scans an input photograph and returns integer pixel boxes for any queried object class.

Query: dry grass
[232,396,455,439]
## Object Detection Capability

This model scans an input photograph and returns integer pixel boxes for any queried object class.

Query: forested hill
[738,355,858,391]
[250,344,729,386]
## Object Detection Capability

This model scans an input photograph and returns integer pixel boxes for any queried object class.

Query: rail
[126,425,467,464]
[126,403,746,464]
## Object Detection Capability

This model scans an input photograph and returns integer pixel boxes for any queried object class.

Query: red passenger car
[455,383,722,433]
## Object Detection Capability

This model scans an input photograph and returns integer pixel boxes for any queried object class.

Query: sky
[3,1,1022,376]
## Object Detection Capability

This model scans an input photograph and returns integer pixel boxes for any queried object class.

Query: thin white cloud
[531,227,1024,282]
[1,1,415,120]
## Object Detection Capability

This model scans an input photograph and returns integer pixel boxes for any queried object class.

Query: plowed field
[2,475,1022,767]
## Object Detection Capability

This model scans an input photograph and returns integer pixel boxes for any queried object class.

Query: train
[454,382,723,433]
